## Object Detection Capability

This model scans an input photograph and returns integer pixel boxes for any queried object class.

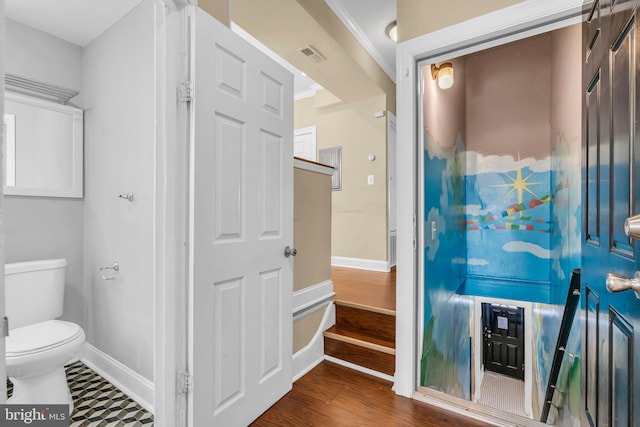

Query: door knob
[606,271,640,299]
[284,246,297,257]
[625,214,640,240]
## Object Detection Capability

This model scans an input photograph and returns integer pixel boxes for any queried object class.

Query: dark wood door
[582,1,640,426]
[482,303,525,380]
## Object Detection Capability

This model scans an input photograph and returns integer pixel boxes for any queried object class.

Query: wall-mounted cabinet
[3,92,83,198]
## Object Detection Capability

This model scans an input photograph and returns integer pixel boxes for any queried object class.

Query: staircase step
[324,331,395,376]
[325,327,395,353]
[335,303,395,343]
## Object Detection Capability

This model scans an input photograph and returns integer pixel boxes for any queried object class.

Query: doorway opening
[477,301,528,417]
[417,21,582,424]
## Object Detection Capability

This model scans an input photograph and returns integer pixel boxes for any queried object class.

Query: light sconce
[431,62,454,89]
[386,21,397,43]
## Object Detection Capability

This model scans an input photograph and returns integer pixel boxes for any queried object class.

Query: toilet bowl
[5,259,86,413]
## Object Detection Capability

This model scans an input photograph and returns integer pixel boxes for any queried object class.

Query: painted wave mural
[421,129,582,426]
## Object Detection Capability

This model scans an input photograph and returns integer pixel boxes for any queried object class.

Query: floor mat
[478,370,527,417]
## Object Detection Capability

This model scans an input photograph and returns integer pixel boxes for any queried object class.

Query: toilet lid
[6,320,83,357]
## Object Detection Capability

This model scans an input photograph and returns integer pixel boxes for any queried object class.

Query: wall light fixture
[431,62,454,89]
[386,21,397,43]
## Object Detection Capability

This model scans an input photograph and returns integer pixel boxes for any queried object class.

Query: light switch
[368,175,375,185]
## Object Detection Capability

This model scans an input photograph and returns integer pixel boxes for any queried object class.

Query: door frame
[0,0,6,404]
[395,0,584,418]
[473,297,532,418]
[154,1,194,426]
[294,125,317,161]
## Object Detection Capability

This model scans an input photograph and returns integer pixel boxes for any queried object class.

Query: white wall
[82,0,156,382]
[3,19,85,327]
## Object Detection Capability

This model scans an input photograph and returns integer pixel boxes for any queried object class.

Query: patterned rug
[8,361,154,426]
[478,370,527,417]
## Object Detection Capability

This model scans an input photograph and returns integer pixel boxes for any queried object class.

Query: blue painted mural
[421,129,582,419]
[421,129,469,397]
[531,134,582,425]
[465,152,552,285]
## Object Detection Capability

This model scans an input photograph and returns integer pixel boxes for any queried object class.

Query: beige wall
[292,164,332,352]
[293,308,325,353]
[296,0,396,114]
[466,34,551,159]
[199,0,230,26]
[397,0,523,42]
[296,93,388,262]
[294,167,332,291]
[550,25,581,147]
[423,57,466,149]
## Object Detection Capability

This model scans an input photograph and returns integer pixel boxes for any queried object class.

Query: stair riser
[324,337,395,376]
[336,305,395,343]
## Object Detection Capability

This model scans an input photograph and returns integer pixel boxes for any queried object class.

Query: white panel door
[189,8,293,427]
[293,125,316,161]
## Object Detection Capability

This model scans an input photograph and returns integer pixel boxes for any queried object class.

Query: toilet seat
[6,320,83,357]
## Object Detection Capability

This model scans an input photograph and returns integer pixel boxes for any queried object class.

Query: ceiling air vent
[297,45,326,63]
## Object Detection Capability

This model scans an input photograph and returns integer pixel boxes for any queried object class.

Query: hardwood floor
[331,267,395,313]
[252,361,491,426]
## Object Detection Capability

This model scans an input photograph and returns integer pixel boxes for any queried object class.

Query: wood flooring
[331,267,396,313]
[252,361,491,426]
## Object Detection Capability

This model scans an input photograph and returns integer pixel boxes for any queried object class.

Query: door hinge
[177,370,192,394]
[178,81,193,103]
[413,214,417,250]
[3,317,8,337]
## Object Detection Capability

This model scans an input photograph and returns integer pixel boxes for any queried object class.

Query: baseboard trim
[293,302,335,382]
[331,256,390,272]
[324,355,395,382]
[81,342,154,414]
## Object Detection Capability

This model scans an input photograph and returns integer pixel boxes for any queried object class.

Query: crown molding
[323,0,396,83]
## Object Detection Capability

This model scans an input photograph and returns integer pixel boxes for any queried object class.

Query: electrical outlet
[368,175,375,185]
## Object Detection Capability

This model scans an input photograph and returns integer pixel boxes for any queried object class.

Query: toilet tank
[5,259,67,330]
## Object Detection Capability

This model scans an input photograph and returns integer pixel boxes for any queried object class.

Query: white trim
[154,3,190,427]
[293,279,334,315]
[81,342,155,414]
[294,84,324,101]
[294,158,335,176]
[322,0,396,82]
[292,302,335,382]
[295,89,317,101]
[324,355,395,383]
[413,392,512,427]
[3,91,84,198]
[3,113,15,187]
[331,256,390,272]
[395,0,584,401]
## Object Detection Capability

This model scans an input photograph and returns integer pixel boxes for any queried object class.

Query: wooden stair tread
[324,326,395,354]
[324,337,396,376]
[335,299,396,316]
[332,267,396,313]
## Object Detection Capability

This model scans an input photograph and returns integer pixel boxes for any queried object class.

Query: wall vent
[389,231,397,268]
[297,45,326,63]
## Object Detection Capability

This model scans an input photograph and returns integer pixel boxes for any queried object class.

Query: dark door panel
[582,2,640,425]
[482,303,525,380]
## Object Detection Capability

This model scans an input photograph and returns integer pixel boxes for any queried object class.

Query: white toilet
[5,259,86,413]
